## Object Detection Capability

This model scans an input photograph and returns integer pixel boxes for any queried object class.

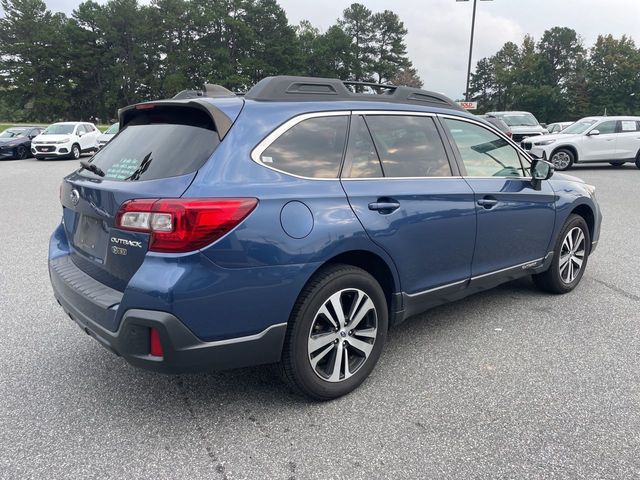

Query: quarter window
[444,118,524,177]
[260,115,348,178]
[342,116,383,178]
[365,115,451,177]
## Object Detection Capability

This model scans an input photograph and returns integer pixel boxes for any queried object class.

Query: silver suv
[485,111,548,143]
[521,116,640,170]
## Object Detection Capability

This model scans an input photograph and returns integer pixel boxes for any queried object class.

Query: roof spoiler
[118,99,233,140]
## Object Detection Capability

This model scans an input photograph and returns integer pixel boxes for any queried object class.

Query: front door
[440,116,556,277]
[582,119,618,161]
[341,114,477,296]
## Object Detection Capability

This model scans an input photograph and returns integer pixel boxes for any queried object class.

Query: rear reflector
[150,327,163,357]
[115,198,258,253]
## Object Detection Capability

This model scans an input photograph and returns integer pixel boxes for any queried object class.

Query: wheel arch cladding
[552,145,578,162]
[570,204,595,243]
[319,250,399,314]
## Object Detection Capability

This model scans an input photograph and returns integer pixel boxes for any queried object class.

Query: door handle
[368,199,400,214]
[477,197,498,209]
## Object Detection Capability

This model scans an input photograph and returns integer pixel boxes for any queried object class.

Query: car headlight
[55,138,71,144]
[535,139,556,146]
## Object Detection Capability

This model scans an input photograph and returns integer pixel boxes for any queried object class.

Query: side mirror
[588,129,600,136]
[531,158,554,190]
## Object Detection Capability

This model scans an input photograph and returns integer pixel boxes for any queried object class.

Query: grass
[0,122,110,132]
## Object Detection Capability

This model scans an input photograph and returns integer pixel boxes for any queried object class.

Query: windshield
[43,124,75,135]
[105,123,119,135]
[0,128,26,138]
[82,123,219,181]
[561,119,597,135]
[495,113,539,127]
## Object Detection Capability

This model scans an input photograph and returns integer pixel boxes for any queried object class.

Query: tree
[338,3,375,82]
[370,10,409,84]
[390,67,422,88]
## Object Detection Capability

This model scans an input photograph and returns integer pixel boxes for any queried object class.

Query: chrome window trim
[344,110,455,180]
[342,176,463,181]
[250,110,349,181]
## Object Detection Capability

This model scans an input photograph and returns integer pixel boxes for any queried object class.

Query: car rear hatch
[59,99,239,291]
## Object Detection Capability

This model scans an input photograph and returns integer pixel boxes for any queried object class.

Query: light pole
[457,0,493,101]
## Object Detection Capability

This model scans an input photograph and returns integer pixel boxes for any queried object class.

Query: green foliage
[469,28,640,121]
[0,0,420,122]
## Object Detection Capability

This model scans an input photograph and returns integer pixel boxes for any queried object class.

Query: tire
[280,264,388,400]
[533,214,591,294]
[550,148,575,171]
[14,145,28,159]
[609,161,624,167]
[70,144,81,160]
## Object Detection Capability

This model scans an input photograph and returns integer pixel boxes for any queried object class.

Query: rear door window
[259,115,349,178]
[341,115,383,178]
[364,115,451,177]
[80,106,220,181]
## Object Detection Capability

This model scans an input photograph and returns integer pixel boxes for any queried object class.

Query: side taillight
[115,198,258,253]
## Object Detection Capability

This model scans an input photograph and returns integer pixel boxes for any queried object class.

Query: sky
[33,0,640,98]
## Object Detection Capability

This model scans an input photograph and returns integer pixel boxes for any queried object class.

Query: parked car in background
[547,122,574,134]
[97,123,119,150]
[0,126,44,160]
[481,114,512,139]
[32,122,101,160]
[521,116,640,170]
[50,76,601,400]
[485,111,548,142]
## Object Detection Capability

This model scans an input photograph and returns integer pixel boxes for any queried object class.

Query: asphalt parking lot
[1,158,639,479]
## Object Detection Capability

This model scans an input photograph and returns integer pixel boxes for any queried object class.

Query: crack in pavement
[175,376,228,479]
[591,278,640,302]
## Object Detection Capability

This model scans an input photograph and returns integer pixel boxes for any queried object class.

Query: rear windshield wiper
[80,159,105,177]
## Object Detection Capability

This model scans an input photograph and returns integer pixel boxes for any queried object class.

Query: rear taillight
[115,198,258,253]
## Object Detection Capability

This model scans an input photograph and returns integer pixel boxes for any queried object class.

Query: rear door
[583,120,618,161]
[615,120,640,160]
[60,104,224,290]
[440,116,555,277]
[341,113,477,298]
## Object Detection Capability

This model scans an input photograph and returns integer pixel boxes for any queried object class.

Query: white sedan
[32,122,101,160]
[522,116,640,170]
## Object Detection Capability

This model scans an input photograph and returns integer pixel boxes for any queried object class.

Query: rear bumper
[49,252,287,373]
[57,292,286,373]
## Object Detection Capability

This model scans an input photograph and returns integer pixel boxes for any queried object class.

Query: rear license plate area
[73,215,106,259]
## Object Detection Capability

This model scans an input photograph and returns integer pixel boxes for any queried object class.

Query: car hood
[509,125,547,134]
[551,172,585,184]
[525,132,582,143]
[0,137,24,145]
[33,134,73,143]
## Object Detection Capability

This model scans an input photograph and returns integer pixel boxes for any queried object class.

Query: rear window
[81,107,219,181]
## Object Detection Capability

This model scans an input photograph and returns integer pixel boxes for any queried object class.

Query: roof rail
[173,84,236,100]
[245,76,463,111]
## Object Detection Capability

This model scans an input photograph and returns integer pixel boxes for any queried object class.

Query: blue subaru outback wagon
[49,76,601,399]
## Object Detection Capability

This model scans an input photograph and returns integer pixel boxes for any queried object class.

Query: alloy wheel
[559,226,586,284]
[552,151,571,170]
[307,288,377,383]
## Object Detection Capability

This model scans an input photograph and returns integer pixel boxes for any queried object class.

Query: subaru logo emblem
[70,189,80,206]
